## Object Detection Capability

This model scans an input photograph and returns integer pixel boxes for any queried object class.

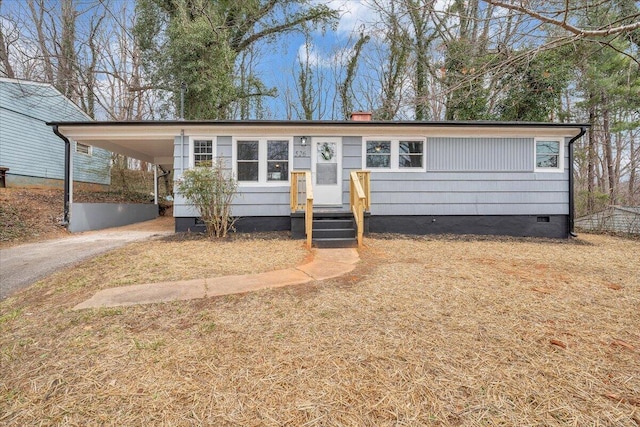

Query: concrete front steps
[312,212,358,248]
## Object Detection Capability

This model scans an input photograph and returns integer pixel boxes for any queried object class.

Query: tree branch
[483,0,640,37]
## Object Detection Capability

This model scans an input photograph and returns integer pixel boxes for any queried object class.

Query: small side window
[193,139,213,166]
[535,139,562,171]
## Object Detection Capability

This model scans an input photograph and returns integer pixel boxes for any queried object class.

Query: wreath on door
[319,142,335,161]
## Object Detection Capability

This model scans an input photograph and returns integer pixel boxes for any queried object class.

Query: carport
[48,121,179,232]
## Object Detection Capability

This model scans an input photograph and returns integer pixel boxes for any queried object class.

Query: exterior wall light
[300,136,308,146]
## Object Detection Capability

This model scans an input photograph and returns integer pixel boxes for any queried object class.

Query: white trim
[534,137,564,173]
[153,165,158,205]
[362,136,427,172]
[188,136,217,168]
[232,136,293,186]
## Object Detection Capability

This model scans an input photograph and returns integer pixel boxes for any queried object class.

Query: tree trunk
[58,0,78,100]
[629,132,637,204]
[602,93,615,204]
[0,1,16,79]
[28,0,54,83]
[587,100,596,212]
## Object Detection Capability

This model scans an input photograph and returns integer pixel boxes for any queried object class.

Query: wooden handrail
[290,171,314,248]
[350,170,370,248]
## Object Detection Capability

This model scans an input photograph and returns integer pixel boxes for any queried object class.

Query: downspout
[568,126,588,238]
[52,125,71,226]
[180,129,185,174]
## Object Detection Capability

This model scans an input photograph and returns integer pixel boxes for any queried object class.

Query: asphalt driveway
[0,217,173,300]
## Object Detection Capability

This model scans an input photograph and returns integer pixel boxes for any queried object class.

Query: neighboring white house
[576,206,640,234]
[0,78,110,189]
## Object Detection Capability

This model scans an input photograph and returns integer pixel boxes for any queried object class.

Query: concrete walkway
[73,248,360,310]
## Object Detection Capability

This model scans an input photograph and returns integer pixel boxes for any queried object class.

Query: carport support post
[154,165,158,205]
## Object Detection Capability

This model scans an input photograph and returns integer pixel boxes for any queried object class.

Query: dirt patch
[0,188,68,246]
[1,233,638,425]
[0,188,164,248]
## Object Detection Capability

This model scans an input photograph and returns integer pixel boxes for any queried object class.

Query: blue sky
[256,1,377,119]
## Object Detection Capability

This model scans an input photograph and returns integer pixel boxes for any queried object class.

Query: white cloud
[323,0,378,34]
[297,42,324,67]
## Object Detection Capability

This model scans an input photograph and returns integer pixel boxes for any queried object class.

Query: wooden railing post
[350,170,369,248]
[290,170,313,249]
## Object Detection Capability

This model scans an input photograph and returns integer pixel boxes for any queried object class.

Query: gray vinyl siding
[173,135,291,217]
[0,80,110,184]
[427,137,532,171]
[293,135,311,170]
[172,135,189,216]
[174,133,571,218]
[341,136,363,205]
[368,138,569,216]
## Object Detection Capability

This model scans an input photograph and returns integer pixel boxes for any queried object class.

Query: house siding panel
[174,132,571,220]
[0,79,110,185]
[173,134,291,217]
[366,139,569,216]
[293,135,311,170]
[427,137,532,171]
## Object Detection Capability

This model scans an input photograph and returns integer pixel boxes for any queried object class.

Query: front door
[311,137,342,206]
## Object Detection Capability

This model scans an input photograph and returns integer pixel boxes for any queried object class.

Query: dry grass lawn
[1,232,639,426]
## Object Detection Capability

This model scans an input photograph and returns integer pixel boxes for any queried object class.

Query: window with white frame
[233,137,291,184]
[190,137,215,167]
[267,140,289,182]
[366,140,391,168]
[399,140,424,168]
[75,142,92,156]
[364,138,425,171]
[535,139,563,171]
[237,140,259,181]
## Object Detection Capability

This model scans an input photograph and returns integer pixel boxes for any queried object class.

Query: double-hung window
[237,140,259,180]
[190,137,215,167]
[535,139,563,172]
[267,140,289,182]
[364,137,425,171]
[398,141,424,168]
[233,137,292,184]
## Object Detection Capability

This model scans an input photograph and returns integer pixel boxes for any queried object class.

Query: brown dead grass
[1,233,639,426]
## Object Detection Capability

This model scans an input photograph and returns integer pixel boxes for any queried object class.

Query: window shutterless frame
[232,137,293,185]
[362,137,426,172]
[534,138,564,172]
[188,136,217,168]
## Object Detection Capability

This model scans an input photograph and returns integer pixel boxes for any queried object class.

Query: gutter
[568,126,588,237]
[47,119,592,129]
[52,125,71,226]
